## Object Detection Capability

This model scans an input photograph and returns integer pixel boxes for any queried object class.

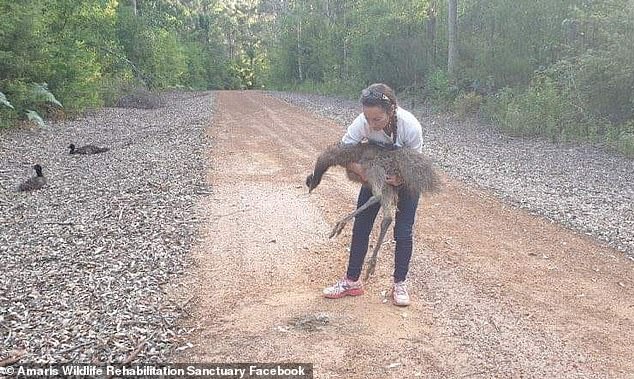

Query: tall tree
[296,9,303,81]
[447,0,458,82]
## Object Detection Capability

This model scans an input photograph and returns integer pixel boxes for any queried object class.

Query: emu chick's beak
[306,173,315,192]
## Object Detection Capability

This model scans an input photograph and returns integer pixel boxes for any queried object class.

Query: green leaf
[26,110,45,127]
[0,92,14,109]
[32,83,63,108]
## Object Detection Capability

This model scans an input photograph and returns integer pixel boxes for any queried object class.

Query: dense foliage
[0,0,256,126]
[1,0,632,154]
[266,0,634,154]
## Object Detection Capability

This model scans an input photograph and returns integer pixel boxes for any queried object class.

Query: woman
[323,83,424,306]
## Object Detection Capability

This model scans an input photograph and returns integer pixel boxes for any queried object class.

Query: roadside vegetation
[1,0,632,156]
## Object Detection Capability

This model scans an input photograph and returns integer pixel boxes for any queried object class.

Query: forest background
[1,0,633,155]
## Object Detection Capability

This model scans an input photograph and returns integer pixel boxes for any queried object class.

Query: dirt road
[174,91,633,378]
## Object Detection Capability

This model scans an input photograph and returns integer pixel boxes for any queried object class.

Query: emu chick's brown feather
[306,142,441,281]
[18,164,47,192]
[306,142,440,196]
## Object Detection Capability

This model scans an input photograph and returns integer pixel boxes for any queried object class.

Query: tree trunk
[427,3,437,64]
[131,0,137,16]
[342,4,348,80]
[297,20,304,81]
[448,0,458,83]
[343,40,348,80]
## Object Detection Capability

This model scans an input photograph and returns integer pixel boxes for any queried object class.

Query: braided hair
[360,83,398,140]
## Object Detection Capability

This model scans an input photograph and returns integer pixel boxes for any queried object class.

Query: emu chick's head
[306,172,319,192]
[33,164,43,177]
[18,164,46,192]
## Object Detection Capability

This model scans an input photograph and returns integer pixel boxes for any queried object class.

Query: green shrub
[1,80,31,111]
[425,70,456,111]
[99,72,136,107]
[47,41,104,112]
[484,74,634,155]
[547,54,634,125]
[147,30,187,88]
[607,121,634,157]
[454,91,483,118]
[181,42,208,90]
[0,91,18,128]
[115,7,186,89]
[486,77,573,140]
[0,80,63,125]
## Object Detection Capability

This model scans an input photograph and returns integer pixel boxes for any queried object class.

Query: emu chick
[306,142,440,280]
[69,143,109,155]
[18,164,47,192]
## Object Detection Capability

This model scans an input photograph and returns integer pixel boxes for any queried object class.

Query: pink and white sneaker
[392,281,411,306]
[323,277,364,299]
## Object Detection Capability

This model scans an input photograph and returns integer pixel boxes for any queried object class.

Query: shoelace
[394,284,408,296]
[333,279,349,292]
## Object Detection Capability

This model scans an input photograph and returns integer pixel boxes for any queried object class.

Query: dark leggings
[346,185,420,282]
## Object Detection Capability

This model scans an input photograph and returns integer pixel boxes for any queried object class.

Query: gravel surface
[270,91,633,258]
[0,88,631,367]
[0,91,213,364]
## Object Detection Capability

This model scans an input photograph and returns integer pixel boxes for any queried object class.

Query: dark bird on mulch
[18,164,47,192]
[68,143,109,155]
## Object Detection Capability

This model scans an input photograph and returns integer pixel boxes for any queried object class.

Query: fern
[0,91,14,109]
[26,110,45,127]
[32,83,63,107]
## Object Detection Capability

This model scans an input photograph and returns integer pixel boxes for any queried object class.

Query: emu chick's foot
[364,257,377,281]
[329,219,349,238]
[328,195,382,239]
[363,216,393,281]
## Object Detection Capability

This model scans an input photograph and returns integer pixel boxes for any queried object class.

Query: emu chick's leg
[363,186,398,281]
[329,195,381,238]
[364,215,393,281]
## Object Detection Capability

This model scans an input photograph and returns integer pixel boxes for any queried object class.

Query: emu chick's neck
[310,143,387,189]
[317,143,383,169]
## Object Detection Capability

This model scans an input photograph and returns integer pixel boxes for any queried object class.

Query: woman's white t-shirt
[341,107,423,153]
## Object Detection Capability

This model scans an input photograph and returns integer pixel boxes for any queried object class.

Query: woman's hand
[386,175,403,187]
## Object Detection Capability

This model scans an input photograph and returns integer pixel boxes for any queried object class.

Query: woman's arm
[341,114,367,145]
